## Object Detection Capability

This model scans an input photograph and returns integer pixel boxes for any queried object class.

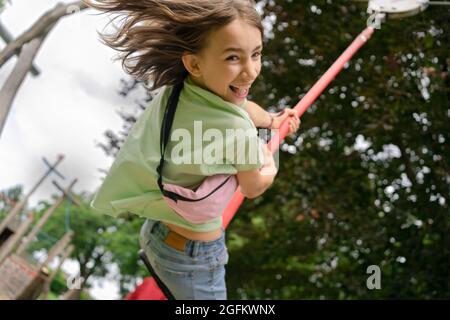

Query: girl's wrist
[266,110,285,129]
[265,112,275,129]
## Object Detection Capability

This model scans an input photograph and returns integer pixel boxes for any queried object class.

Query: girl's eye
[226,56,239,61]
[226,52,262,62]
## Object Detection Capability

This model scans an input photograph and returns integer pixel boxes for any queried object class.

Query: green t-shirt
[90,76,264,231]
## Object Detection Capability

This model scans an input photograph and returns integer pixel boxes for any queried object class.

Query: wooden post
[0,155,65,235]
[38,231,74,270]
[0,22,40,76]
[0,1,89,68]
[0,212,34,264]
[40,244,74,300]
[15,179,77,256]
[0,1,89,137]
[60,287,82,300]
[0,36,47,137]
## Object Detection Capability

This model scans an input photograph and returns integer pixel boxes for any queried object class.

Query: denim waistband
[149,220,225,257]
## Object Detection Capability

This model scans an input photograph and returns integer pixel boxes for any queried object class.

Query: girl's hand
[269,108,301,137]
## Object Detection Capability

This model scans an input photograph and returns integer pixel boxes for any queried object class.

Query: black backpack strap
[156,82,184,199]
[156,82,233,203]
[138,249,175,300]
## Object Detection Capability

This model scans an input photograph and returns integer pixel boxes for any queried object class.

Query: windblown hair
[84,0,263,91]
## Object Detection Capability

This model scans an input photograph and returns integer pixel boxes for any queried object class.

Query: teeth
[231,85,250,96]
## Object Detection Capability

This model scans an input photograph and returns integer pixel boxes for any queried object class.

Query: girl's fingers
[289,118,300,130]
[289,120,297,136]
[278,109,301,135]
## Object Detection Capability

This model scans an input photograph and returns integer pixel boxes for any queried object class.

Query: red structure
[125,277,167,300]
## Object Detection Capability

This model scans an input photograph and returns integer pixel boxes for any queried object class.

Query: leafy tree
[29,193,148,298]
[0,185,23,217]
[222,0,449,299]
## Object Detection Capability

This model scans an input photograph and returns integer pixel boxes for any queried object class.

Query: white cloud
[89,277,121,300]
[0,0,132,204]
[0,0,142,300]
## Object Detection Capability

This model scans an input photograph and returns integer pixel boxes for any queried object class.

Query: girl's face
[185,19,263,106]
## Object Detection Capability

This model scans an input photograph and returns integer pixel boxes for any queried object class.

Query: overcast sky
[0,0,142,203]
[0,0,146,299]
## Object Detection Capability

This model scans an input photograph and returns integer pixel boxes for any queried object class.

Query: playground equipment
[0,157,80,300]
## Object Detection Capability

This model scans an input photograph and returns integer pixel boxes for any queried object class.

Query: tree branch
[0,36,46,137]
[0,1,88,68]
[0,1,89,137]
[83,251,106,284]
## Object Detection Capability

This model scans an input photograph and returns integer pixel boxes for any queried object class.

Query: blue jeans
[139,219,229,300]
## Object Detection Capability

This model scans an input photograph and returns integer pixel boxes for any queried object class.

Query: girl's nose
[242,60,259,81]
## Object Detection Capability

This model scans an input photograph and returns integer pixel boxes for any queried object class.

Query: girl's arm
[245,100,272,128]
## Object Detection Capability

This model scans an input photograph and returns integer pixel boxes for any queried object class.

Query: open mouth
[229,85,249,98]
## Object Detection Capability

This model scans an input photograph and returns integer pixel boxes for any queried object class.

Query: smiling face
[182,19,263,105]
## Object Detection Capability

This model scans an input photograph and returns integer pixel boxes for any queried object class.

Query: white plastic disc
[368,0,429,18]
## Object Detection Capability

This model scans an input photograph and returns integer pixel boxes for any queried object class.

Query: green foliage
[45,291,59,300]
[0,185,23,214]
[49,270,68,295]
[224,0,449,299]
[29,192,147,297]
[79,290,93,300]
[0,0,8,13]
[0,181,149,298]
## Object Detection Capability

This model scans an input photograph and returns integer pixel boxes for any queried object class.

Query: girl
[87,0,300,300]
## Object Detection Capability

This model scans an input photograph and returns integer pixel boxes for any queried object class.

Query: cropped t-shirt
[90,76,265,232]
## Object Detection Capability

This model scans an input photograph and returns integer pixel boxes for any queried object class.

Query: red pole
[222,26,375,229]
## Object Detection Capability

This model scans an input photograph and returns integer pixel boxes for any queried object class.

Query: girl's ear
[182,53,202,78]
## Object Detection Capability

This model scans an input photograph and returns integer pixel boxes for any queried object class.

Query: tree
[222,0,449,299]
[0,183,148,298]
[97,78,154,159]
[0,1,89,137]
[0,185,23,216]
[28,192,148,298]
[98,1,449,299]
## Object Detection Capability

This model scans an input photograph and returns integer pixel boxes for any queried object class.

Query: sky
[0,0,146,299]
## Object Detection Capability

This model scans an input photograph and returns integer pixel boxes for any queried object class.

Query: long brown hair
[84,0,263,91]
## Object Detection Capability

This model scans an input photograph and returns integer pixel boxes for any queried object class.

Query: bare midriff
[162,222,222,242]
